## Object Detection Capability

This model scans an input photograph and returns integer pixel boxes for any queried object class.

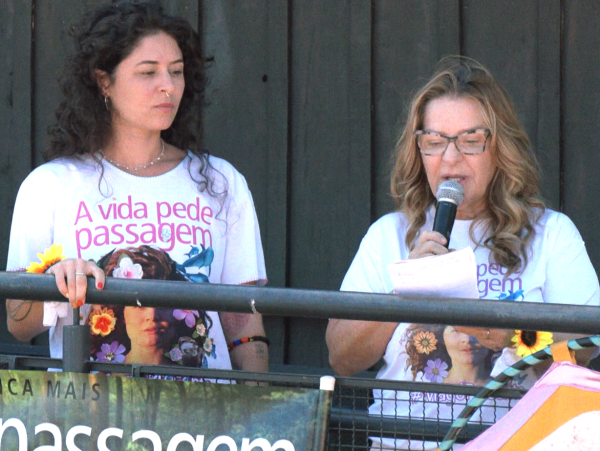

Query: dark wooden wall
[1,0,600,369]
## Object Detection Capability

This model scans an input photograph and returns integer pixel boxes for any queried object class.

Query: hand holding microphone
[408,180,465,259]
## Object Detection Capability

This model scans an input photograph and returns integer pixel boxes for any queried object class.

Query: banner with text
[0,370,332,451]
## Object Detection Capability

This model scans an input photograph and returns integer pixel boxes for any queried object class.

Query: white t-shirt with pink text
[7,151,267,369]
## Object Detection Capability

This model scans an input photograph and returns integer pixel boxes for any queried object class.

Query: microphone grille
[436,180,464,206]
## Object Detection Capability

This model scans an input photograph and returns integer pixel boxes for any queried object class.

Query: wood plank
[287,0,372,367]
[536,1,561,208]
[162,0,199,29]
[0,0,33,271]
[264,0,291,291]
[201,0,288,288]
[32,0,111,167]
[0,0,34,347]
[289,0,371,290]
[562,1,600,272]
[372,0,460,220]
[462,0,561,209]
[201,0,289,364]
[263,0,290,366]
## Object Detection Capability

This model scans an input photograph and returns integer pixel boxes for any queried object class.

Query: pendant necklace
[102,139,165,171]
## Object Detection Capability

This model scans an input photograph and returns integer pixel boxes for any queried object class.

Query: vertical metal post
[313,376,335,451]
[62,306,90,373]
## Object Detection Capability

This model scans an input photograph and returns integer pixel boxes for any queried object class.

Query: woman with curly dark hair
[7,1,268,373]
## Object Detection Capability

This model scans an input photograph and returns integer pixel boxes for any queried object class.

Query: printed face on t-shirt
[88,245,218,368]
[443,326,489,367]
[123,307,177,350]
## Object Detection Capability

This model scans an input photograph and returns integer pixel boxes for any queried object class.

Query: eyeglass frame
[413,128,491,156]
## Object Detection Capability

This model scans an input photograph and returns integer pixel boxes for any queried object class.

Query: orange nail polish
[77,300,83,307]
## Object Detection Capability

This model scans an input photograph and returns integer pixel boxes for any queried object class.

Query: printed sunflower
[424,358,449,383]
[413,330,438,354]
[26,244,66,273]
[512,330,554,357]
[89,308,117,337]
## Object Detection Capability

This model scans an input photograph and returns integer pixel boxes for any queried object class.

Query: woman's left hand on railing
[48,258,105,308]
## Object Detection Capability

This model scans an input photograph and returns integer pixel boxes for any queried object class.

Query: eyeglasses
[414,128,491,156]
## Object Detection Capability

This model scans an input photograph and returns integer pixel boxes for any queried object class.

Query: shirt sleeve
[6,167,58,272]
[7,167,72,328]
[219,171,267,286]
[340,224,394,295]
[542,213,600,306]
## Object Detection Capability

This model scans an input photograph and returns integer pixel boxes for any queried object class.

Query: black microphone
[433,180,465,248]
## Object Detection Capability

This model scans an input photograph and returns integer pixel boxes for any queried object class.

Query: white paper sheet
[386,246,479,299]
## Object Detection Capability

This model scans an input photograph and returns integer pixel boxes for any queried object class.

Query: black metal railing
[3,272,600,333]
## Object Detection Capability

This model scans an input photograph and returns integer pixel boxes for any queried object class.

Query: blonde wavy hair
[391,56,545,275]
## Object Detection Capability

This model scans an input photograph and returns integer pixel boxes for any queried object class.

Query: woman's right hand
[408,231,449,259]
[48,259,105,308]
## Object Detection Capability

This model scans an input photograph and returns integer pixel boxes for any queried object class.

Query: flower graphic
[173,309,200,328]
[26,244,66,273]
[413,331,438,354]
[96,341,126,363]
[195,323,207,338]
[203,338,214,355]
[89,308,117,336]
[169,347,183,362]
[512,330,554,357]
[112,257,143,279]
[424,359,449,383]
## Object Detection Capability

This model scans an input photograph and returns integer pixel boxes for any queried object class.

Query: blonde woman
[326,56,599,450]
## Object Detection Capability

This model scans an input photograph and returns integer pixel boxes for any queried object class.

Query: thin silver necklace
[102,139,165,171]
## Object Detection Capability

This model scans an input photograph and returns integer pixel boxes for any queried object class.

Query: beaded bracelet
[228,336,271,351]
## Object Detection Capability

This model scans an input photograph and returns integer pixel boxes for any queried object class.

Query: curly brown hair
[46,1,225,202]
[391,56,545,275]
